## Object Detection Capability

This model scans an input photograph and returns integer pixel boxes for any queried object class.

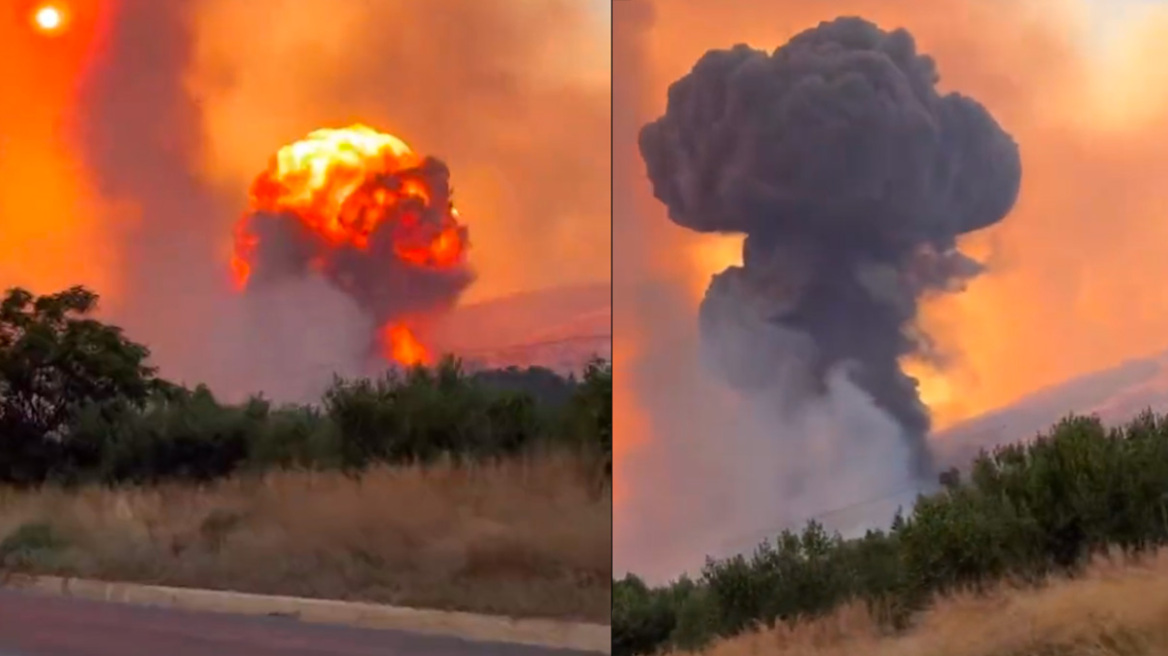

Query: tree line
[614,409,1168,655]
[0,286,611,487]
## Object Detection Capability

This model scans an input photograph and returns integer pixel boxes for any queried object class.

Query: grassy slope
[0,453,611,622]
[691,551,1168,656]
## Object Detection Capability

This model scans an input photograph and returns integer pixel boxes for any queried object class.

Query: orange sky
[615,0,1168,577]
[0,0,118,297]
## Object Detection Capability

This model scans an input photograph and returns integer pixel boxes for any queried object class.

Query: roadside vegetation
[0,286,611,621]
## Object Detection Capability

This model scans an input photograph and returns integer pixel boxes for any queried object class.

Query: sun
[31,3,67,35]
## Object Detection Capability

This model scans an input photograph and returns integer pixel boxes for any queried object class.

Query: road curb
[3,575,611,654]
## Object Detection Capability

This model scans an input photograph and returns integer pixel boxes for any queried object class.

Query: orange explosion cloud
[231,124,467,366]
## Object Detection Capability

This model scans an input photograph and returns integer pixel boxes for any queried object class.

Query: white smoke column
[198,275,375,404]
[699,298,919,559]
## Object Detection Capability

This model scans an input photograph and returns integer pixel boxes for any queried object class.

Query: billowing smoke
[638,17,1021,478]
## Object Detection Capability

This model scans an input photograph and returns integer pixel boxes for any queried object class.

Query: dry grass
[0,453,611,622]
[692,551,1168,656]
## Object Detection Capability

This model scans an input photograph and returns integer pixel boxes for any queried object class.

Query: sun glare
[32,4,66,34]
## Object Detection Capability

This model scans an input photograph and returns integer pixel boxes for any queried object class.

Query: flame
[382,323,431,367]
[228,219,258,291]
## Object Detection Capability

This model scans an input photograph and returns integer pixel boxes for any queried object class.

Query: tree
[613,574,677,656]
[0,286,167,485]
[573,358,612,459]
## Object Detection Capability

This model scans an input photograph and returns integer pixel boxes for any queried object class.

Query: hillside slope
[433,281,611,373]
[933,348,1168,468]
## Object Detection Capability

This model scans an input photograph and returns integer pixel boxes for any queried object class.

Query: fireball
[231,124,473,367]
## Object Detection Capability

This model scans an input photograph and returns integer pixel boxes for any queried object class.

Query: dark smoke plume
[638,16,1021,476]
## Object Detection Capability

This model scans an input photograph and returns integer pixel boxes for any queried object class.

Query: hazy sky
[1086,0,1165,46]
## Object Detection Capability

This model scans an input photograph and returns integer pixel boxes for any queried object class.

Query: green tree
[0,287,167,485]
[568,358,612,459]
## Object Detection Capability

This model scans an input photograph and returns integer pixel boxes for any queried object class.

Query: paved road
[0,591,596,656]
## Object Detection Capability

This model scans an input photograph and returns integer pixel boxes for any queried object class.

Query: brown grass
[0,453,611,622]
[692,551,1168,656]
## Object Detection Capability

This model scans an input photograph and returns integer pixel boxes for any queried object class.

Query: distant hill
[431,281,611,374]
[933,349,1168,468]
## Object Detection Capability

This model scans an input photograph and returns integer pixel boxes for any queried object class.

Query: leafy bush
[322,358,547,468]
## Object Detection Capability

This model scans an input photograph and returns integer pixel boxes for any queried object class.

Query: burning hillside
[230,125,473,367]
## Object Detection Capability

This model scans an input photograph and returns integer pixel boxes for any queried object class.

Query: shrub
[0,521,67,570]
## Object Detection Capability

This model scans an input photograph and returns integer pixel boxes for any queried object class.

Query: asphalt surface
[0,591,597,656]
